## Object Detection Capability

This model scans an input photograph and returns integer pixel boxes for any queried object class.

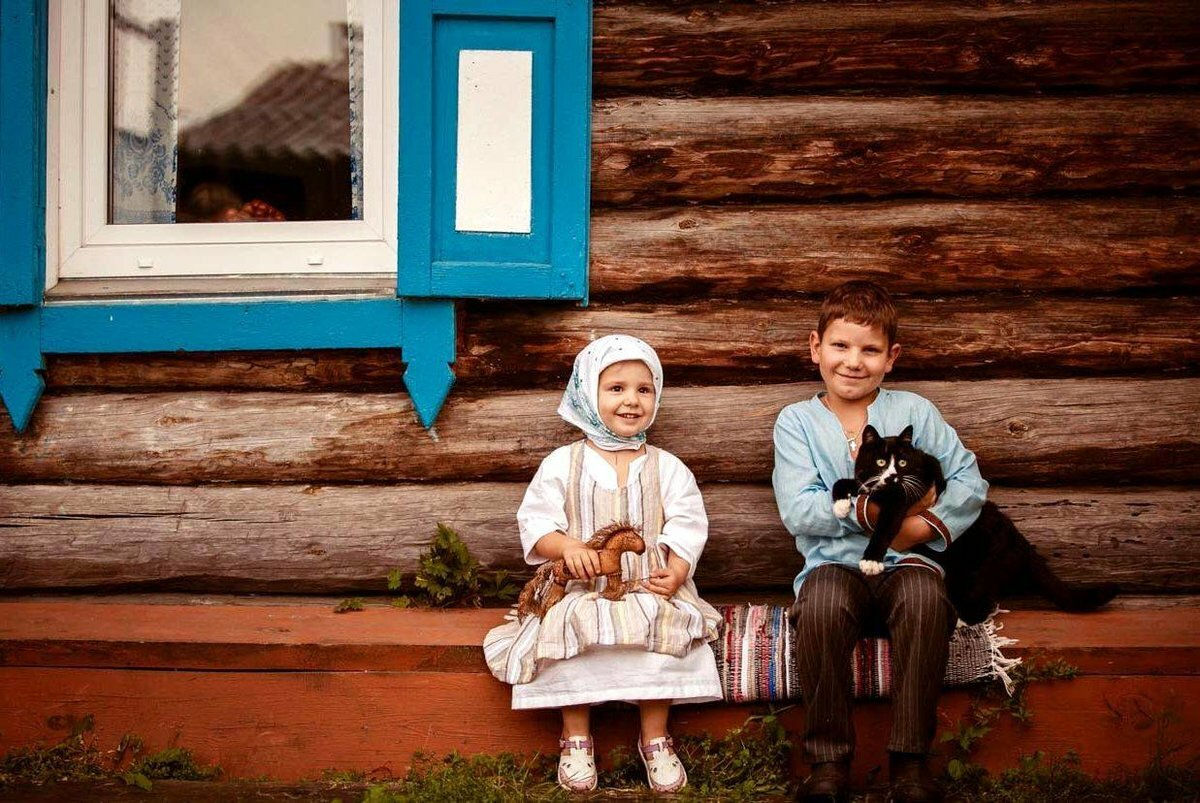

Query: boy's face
[597,360,657,437]
[809,318,900,405]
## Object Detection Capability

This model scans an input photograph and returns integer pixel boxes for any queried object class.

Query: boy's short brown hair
[817,280,898,345]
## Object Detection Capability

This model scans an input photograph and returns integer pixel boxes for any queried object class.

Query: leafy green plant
[939,656,1080,784]
[387,524,520,608]
[334,597,366,613]
[943,749,1199,802]
[127,746,220,781]
[0,733,107,786]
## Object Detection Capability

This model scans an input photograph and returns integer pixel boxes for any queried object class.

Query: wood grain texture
[589,199,1200,299]
[2,379,1196,485]
[592,95,1200,205]
[593,1,1200,95]
[0,668,1195,782]
[44,291,1200,391]
[458,296,1200,385]
[1,485,1195,593]
[46,349,409,392]
[2,598,1196,676]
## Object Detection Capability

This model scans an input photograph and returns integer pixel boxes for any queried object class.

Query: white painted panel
[455,50,532,234]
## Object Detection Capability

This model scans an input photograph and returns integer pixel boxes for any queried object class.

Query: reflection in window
[109,0,364,225]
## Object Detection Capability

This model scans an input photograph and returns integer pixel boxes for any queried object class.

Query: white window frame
[46,0,398,288]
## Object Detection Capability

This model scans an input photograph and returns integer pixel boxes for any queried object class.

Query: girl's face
[597,360,656,438]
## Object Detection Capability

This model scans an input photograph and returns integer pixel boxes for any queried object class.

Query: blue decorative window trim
[0,0,591,433]
[399,0,591,301]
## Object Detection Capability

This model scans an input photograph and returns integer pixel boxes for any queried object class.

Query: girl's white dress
[484,442,723,710]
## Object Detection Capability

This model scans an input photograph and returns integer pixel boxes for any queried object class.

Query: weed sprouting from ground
[940,655,1080,782]
[127,746,221,781]
[0,721,220,793]
[938,656,1199,802]
[0,734,108,786]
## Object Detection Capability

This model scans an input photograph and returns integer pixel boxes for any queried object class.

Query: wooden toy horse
[515,522,647,621]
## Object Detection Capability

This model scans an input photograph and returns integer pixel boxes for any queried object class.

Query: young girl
[484,335,722,793]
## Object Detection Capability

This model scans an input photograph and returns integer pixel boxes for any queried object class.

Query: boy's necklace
[843,424,865,453]
[820,396,867,453]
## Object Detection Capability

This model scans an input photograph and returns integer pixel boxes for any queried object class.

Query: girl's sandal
[557,736,597,792]
[639,735,687,793]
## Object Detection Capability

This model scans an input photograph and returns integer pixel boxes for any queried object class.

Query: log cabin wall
[2,0,1199,596]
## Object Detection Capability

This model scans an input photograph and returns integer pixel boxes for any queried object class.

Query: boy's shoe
[638,735,687,793]
[557,736,597,792]
[798,759,850,803]
[888,752,943,803]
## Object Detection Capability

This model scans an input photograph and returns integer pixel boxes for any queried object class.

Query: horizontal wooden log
[594,1,1200,95]
[45,349,409,393]
[593,96,1200,204]
[2,379,1196,485]
[459,296,1200,385]
[48,293,1200,392]
[1,485,1195,593]
[589,199,1200,298]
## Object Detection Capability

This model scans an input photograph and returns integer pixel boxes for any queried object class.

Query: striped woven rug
[712,604,1018,703]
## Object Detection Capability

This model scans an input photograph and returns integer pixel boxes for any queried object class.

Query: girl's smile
[597,360,656,438]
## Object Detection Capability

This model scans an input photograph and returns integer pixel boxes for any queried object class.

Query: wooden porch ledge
[1,594,1196,676]
[1,594,1196,782]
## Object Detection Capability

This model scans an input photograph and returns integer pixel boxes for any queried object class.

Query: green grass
[2,705,1195,801]
[941,751,1200,803]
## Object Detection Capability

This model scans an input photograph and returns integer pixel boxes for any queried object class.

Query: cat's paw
[832,498,852,519]
[858,559,885,576]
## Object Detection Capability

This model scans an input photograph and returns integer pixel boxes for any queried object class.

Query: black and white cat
[831,425,1119,624]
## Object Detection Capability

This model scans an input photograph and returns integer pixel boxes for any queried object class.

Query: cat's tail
[1027,549,1119,612]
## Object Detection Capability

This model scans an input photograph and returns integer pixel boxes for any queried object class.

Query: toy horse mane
[585,521,642,550]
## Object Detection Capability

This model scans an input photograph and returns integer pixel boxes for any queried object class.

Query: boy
[772,281,988,803]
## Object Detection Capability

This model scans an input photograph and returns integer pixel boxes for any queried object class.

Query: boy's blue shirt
[772,387,989,596]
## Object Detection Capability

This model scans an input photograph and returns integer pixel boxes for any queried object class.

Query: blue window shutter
[398,0,591,301]
[0,0,48,432]
[0,0,48,306]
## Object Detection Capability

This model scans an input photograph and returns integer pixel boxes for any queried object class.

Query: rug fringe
[981,608,1022,695]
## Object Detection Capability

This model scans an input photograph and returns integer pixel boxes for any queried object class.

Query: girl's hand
[642,553,689,598]
[561,542,602,580]
[643,568,683,597]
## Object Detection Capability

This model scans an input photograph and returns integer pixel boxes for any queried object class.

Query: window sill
[45,275,396,302]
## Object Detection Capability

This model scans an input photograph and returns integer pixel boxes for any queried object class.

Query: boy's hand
[865,486,938,527]
[561,542,602,580]
[890,516,938,552]
[906,486,938,518]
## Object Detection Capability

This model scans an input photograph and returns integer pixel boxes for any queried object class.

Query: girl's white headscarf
[557,335,664,451]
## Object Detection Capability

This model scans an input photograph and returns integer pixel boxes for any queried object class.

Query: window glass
[109,0,364,225]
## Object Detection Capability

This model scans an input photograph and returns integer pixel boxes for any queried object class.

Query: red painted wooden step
[0,595,1196,784]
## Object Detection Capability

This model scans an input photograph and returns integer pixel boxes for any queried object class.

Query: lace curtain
[347,0,364,220]
[109,0,364,225]
[111,0,181,224]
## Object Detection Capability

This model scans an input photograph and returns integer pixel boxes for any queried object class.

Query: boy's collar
[814,386,888,407]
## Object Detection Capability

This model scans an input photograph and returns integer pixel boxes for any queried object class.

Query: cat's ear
[898,424,914,443]
[861,425,880,444]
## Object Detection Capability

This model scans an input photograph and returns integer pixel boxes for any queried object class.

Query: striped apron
[484,442,721,686]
